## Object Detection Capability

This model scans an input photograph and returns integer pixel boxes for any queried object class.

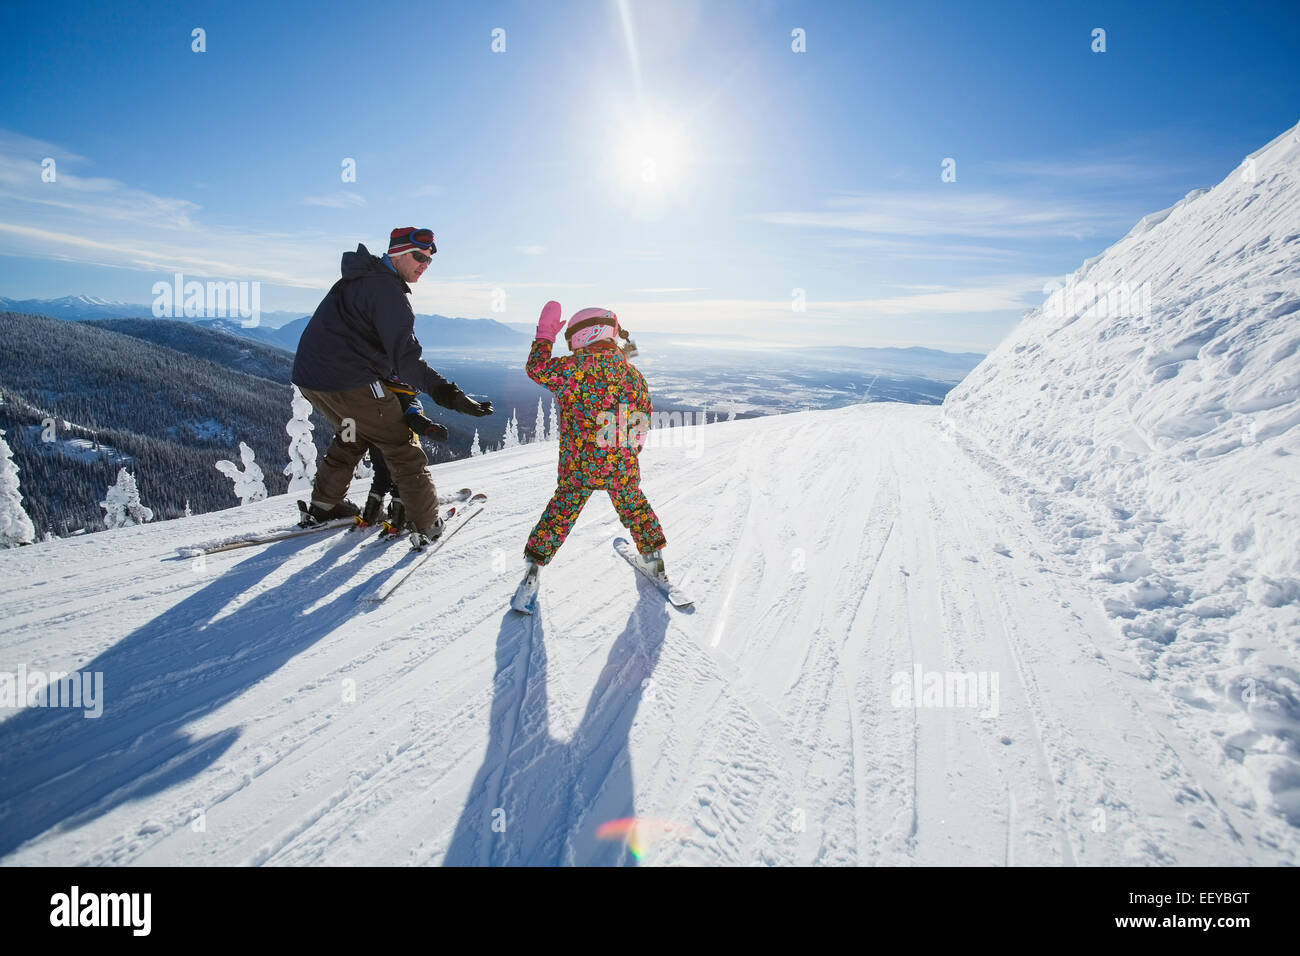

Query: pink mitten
[535,300,565,342]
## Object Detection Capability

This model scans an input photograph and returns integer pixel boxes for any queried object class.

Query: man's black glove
[451,392,494,417]
[404,410,448,442]
[430,382,494,417]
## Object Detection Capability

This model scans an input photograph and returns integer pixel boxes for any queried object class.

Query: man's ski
[613,537,693,608]
[177,512,360,557]
[360,493,487,604]
[438,487,474,507]
[510,562,541,615]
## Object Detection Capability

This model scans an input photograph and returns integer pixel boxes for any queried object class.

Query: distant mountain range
[0,294,307,328]
[0,295,529,352]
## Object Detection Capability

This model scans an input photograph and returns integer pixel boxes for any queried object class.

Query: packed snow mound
[946,120,1300,582]
[944,120,1300,827]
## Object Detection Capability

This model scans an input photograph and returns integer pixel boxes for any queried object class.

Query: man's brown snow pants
[298,384,439,530]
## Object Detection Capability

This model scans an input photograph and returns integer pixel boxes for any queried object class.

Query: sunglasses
[410,250,432,264]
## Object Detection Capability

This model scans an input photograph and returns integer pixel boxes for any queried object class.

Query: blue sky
[0,0,1296,350]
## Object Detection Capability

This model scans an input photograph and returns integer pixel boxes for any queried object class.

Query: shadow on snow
[0,530,404,859]
[445,581,670,866]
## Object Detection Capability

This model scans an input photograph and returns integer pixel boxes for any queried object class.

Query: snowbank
[944,119,1300,826]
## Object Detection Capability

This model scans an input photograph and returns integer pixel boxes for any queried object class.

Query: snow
[944,119,1300,838]
[184,419,235,443]
[99,467,152,529]
[283,387,317,496]
[214,441,267,506]
[1,405,1293,864]
[0,428,35,547]
[22,426,134,466]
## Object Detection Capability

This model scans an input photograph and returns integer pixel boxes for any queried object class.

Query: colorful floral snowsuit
[523,339,666,564]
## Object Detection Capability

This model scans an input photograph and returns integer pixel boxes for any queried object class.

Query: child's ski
[614,537,693,608]
[360,493,488,604]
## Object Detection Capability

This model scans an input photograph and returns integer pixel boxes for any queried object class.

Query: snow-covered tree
[727,408,737,422]
[283,385,317,495]
[99,467,153,529]
[215,442,267,505]
[353,453,374,481]
[502,409,520,450]
[184,499,192,518]
[547,398,558,442]
[533,398,546,444]
[0,428,35,547]
[470,429,482,457]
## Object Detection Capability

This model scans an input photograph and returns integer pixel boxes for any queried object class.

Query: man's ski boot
[360,492,386,527]
[408,514,445,551]
[298,498,360,528]
[377,497,407,538]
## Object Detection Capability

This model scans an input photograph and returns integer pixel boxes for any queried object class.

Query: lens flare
[595,817,690,860]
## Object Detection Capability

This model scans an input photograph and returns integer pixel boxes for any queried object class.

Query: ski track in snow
[0,404,1290,865]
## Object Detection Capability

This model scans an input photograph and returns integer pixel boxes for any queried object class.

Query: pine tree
[547,398,558,441]
[283,385,317,495]
[0,428,35,547]
[215,441,268,505]
[503,409,520,450]
[534,398,546,444]
[100,467,154,529]
[470,429,482,457]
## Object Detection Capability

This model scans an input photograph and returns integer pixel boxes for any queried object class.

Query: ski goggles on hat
[564,308,619,341]
[569,324,618,349]
[397,228,436,250]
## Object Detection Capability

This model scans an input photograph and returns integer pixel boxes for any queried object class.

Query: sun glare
[616,113,692,196]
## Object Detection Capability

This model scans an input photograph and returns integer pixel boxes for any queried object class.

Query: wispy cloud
[983,145,1187,182]
[303,191,367,208]
[605,275,1048,342]
[517,244,546,255]
[0,133,200,230]
[822,274,1048,315]
[631,287,707,293]
[821,235,1017,262]
[758,190,1127,241]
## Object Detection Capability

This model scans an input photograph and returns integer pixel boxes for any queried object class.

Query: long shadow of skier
[444,581,670,866]
[0,532,402,860]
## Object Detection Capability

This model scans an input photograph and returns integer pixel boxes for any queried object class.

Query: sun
[616,113,693,195]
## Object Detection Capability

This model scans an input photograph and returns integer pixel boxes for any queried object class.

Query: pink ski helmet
[565,308,620,349]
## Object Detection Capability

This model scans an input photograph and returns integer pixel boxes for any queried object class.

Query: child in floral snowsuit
[523,301,667,569]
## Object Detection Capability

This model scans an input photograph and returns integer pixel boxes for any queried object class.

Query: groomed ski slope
[2,403,1290,866]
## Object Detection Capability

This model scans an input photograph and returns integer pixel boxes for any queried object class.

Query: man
[292,227,494,546]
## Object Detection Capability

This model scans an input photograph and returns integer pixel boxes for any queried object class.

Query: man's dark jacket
[292,244,458,407]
